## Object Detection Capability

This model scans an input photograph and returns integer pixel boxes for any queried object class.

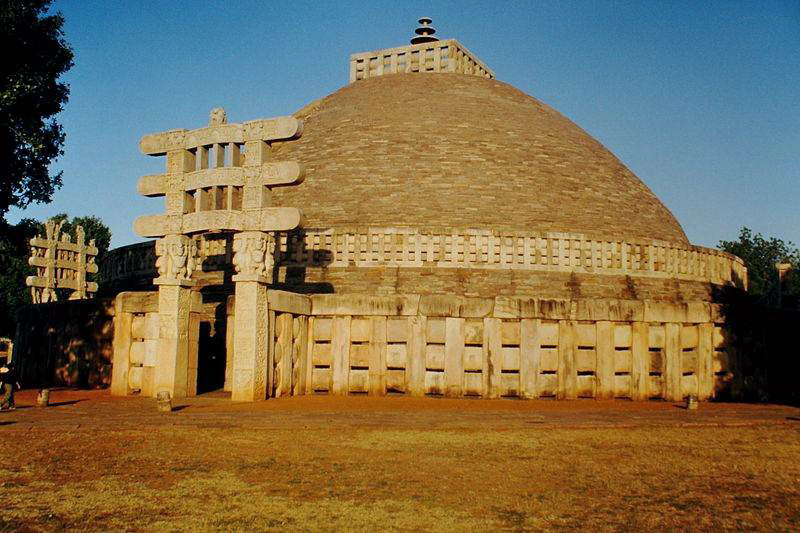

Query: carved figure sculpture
[232,232,275,280]
[209,107,227,126]
[155,234,199,281]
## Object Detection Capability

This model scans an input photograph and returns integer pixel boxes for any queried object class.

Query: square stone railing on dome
[349,39,495,82]
[273,228,747,287]
[26,220,98,303]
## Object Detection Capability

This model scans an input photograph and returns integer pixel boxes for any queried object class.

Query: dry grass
[1,394,799,531]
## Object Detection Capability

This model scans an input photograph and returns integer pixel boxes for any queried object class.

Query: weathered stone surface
[155,234,199,283]
[135,208,303,238]
[27,220,98,302]
[267,290,311,315]
[138,162,304,197]
[153,284,194,399]
[311,294,419,316]
[275,74,686,245]
[135,109,304,241]
[139,116,302,155]
[231,281,268,401]
[350,38,494,82]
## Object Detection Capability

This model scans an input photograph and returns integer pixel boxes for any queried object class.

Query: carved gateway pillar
[113,107,304,400]
[153,234,199,399]
[231,231,275,401]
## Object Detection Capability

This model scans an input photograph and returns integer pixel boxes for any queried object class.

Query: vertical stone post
[697,322,713,401]
[231,279,268,401]
[484,318,502,399]
[231,231,273,401]
[631,321,650,400]
[153,233,198,399]
[557,320,577,400]
[224,295,235,392]
[110,298,134,396]
[594,320,614,400]
[519,318,541,399]
[444,317,465,397]
[154,280,194,398]
[331,316,351,396]
[664,322,682,402]
[368,316,387,396]
[406,316,426,397]
[74,226,88,300]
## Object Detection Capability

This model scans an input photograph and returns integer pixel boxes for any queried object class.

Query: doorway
[195,303,228,394]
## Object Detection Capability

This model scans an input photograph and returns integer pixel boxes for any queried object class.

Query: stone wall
[14,299,115,387]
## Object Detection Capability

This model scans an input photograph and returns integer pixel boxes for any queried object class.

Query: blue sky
[9,0,799,249]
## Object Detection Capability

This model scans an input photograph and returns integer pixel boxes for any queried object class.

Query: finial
[209,107,227,126]
[410,17,439,45]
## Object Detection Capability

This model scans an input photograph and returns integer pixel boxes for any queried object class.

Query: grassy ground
[1,390,799,531]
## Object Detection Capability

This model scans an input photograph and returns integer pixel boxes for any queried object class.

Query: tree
[719,227,800,308]
[0,217,40,337]
[0,0,74,220]
[717,228,800,404]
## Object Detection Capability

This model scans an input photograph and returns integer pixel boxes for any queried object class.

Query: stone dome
[271,72,687,244]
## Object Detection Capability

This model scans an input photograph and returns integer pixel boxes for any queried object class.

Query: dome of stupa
[270,72,687,244]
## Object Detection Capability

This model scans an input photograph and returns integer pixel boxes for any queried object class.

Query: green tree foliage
[717,229,800,404]
[0,218,39,337]
[0,214,111,338]
[719,227,800,308]
[0,0,74,219]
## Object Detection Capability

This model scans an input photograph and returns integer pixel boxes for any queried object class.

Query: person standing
[0,356,15,411]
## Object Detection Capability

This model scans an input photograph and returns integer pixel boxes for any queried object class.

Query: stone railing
[100,228,748,289]
[350,39,494,82]
[261,292,733,401]
[275,228,747,287]
[112,290,735,401]
[99,241,157,288]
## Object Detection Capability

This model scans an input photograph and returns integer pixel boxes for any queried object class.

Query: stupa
[104,20,746,403]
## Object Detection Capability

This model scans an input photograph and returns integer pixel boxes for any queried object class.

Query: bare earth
[1,389,799,531]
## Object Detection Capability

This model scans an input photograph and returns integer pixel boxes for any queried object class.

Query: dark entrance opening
[196,306,227,394]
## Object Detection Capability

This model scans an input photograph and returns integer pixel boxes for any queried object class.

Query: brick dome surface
[271,73,687,244]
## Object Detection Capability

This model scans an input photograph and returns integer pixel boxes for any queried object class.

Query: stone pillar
[153,234,198,399]
[231,231,274,401]
[224,295,235,392]
[110,301,134,396]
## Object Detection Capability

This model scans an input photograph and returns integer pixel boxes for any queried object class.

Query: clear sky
[9,0,799,250]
